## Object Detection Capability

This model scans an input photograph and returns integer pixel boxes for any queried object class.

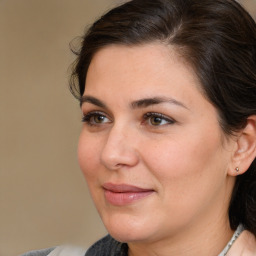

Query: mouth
[102,183,155,206]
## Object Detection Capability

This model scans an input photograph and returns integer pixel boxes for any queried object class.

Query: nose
[100,124,139,170]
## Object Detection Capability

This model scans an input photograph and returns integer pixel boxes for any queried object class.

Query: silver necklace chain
[218,224,244,256]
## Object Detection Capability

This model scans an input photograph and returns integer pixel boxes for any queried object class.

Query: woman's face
[78,43,236,244]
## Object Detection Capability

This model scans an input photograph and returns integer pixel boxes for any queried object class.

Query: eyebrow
[80,95,189,110]
[130,97,189,110]
[80,95,107,108]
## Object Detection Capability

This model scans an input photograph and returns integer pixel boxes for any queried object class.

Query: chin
[100,211,159,243]
[108,227,150,243]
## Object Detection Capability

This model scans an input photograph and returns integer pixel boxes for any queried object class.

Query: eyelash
[82,111,176,127]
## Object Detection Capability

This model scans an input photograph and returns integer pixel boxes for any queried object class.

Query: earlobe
[228,115,256,177]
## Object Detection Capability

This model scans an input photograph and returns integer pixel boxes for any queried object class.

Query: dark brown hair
[70,0,256,235]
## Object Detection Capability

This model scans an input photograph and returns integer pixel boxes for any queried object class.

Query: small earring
[235,167,240,172]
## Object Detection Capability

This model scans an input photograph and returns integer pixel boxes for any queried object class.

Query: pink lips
[103,183,154,206]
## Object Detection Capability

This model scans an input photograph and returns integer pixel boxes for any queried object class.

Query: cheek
[78,132,108,218]
[140,135,228,226]
[77,131,101,179]
[141,130,226,194]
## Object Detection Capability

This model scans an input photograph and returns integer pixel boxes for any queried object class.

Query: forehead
[85,43,201,94]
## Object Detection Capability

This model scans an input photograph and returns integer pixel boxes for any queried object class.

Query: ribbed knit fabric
[85,235,128,256]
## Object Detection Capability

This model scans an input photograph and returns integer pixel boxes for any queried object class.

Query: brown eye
[150,116,164,126]
[93,115,106,123]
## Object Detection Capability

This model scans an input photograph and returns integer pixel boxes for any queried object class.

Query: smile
[102,183,155,206]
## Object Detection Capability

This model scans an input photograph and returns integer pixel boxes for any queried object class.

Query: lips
[102,183,154,206]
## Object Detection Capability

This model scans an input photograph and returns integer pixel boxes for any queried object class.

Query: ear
[228,115,256,176]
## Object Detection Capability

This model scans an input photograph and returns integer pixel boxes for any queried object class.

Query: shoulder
[20,245,86,256]
[85,235,128,256]
[20,247,55,256]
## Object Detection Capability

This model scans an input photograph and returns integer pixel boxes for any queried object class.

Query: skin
[227,231,256,255]
[78,43,240,256]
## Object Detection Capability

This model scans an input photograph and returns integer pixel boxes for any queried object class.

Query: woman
[23,0,256,255]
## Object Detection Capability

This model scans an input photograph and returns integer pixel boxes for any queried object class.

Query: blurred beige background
[1,0,255,256]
